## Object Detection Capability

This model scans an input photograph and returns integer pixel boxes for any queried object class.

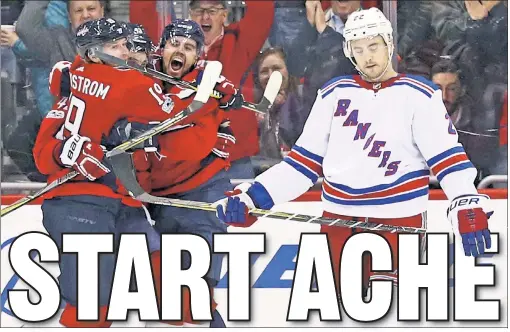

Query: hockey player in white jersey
[214,7,492,289]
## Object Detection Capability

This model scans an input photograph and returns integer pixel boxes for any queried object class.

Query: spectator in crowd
[268,1,315,70]
[398,1,507,100]
[286,1,356,121]
[253,47,307,169]
[322,0,361,35]
[430,59,477,162]
[431,58,504,182]
[464,0,507,85]
[1,1,70,182]
[188,0,274,180]
[16,0,105,67]
[397,1,433,60]
[0,1,69,117]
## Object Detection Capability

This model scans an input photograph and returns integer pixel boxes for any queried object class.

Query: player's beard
[362,63,384,82]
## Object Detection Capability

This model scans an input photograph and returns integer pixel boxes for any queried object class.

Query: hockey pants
[41,195,161,327]
[321,211,426,293]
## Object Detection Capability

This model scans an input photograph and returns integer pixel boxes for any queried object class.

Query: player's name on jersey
[70,72,111,100]
[5,232,500,323]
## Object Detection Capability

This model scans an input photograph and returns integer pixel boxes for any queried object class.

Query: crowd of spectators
[1,0,507,189]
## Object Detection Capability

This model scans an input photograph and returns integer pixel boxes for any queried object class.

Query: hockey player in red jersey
[215,7,493,297]
[101,19,241,327]
[33,18,199,327]
[149,19,240,327]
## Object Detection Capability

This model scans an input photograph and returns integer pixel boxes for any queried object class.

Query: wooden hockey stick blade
[1,170,79,217]
[94,51,279,116]
[108,152,426,234]
[1,61,223,217]
[106,61,222,158]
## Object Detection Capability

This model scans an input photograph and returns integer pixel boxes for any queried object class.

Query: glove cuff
[60,134,90,167]
[246,181,275,210]
[447,194,490,218]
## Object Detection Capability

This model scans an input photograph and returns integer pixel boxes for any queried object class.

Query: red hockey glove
[447,194,492,257]
[215,75,245,110]
[57,134,110,181]
[212,120,236,160]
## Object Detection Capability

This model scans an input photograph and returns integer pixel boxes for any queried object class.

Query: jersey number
[64,95,86,135]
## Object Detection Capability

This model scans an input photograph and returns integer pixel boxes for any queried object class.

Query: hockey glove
[49,61,72,98]
[447,194,493,257]
[212,120,236,160]
[213,182,274,227]
[103,119,159,152]
[214,76,245,110]
[58,134,110,181]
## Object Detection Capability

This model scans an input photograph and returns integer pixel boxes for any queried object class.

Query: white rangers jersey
[255,74,479,218]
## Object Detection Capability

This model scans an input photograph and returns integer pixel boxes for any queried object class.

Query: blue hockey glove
[102,119,159,152]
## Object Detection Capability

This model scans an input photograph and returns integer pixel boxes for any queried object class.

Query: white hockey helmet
[343,8,394,61]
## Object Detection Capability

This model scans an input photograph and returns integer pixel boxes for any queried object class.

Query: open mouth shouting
[167,53,186,76]
[201,24,212,33]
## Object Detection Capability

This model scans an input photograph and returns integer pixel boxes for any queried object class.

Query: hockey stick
[1,170,79,217]
[107,152,427,234]
[0,61,223,217]
[93,51,283,116]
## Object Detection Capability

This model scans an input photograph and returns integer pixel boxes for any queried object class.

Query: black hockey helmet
[122,22,156,54]
[75,18,130,60]
[159,19,205,55]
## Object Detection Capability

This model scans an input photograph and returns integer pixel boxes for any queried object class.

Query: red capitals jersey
[149,69,228,196]
[33,56,187,206]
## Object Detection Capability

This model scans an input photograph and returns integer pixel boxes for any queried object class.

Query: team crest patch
[162,97,174,113]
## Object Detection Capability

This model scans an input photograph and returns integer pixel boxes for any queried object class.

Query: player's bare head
[255,47,291,106]
[431,59,463,113]
[75,18,130,65]
[343,8,395,82]
[160,20,204,78]
[189,0,227,46]
[331,0,362,21]
[68,0,105,31]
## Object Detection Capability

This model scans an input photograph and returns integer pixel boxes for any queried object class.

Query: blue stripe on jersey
[393,82,432,98]
[326,169,430,195]
[283,158,319,183]
[320,75,355,91]
[405,74,439,91]
[293,145,324,164]
[427,146,465,167]
[322,187,429,206]
[322,84,362,99]
[436,161,475,182]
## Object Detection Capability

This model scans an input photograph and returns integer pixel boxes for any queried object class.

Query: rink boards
[1,190,507,327]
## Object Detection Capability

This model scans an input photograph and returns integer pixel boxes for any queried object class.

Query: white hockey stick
[0,61,223,217]
[107,152,427,234]
[93,50,283,116]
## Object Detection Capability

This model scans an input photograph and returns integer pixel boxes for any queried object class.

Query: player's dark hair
[431,59,463,81]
